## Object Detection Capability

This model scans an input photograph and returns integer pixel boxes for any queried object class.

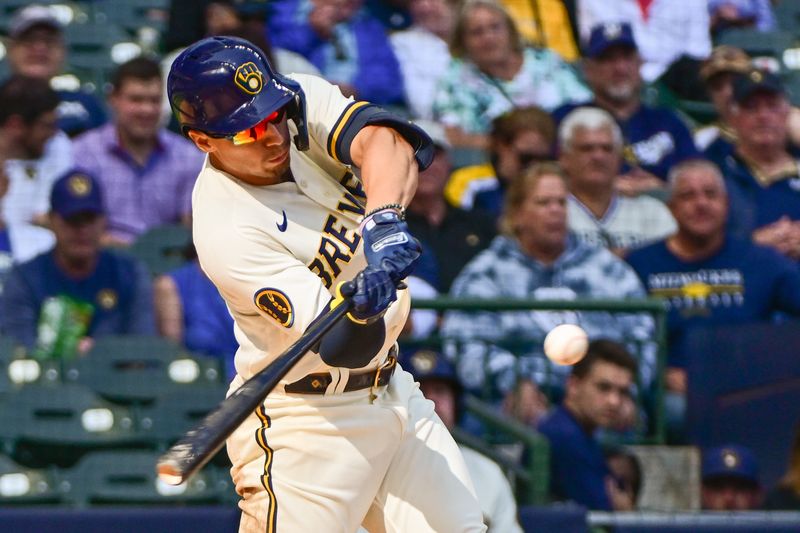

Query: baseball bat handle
[156,283,356,485]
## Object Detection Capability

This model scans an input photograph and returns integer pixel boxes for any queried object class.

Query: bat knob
[338,280,357,298]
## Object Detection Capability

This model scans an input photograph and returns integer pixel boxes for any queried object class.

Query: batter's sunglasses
[210,107,286,145]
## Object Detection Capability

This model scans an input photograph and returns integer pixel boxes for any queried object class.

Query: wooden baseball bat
[156,282,355,485]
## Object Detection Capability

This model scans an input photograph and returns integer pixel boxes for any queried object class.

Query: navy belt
[285,353,397,395]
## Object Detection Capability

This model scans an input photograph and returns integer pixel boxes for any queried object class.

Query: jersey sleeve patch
[254,288,294,328]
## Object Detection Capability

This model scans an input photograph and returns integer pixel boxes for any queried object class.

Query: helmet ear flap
[285,89,309,151]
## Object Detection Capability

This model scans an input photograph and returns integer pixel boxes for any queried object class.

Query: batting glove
[361,209,421,284]
[335,266,397,324]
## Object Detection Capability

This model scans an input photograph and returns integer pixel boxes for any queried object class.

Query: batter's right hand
[342,266,397,324]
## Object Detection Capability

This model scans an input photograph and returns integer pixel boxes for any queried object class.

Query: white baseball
[543,324,588,366]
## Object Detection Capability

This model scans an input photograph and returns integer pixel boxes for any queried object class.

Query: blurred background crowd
[1,1,800,531]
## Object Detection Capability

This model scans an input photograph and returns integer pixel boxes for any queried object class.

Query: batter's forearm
[351,126,418,210]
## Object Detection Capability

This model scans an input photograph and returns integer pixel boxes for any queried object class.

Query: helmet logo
[235,62,264,95]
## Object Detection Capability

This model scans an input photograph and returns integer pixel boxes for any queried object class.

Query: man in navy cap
[401,348,523,533]
[0,169,155,357]
[705,69,800,260]
[702,444,762,510]
[553,22,699,195]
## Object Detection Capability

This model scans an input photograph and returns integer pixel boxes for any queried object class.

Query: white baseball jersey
[568,193,677,251]
[192,74,485,532]
[193,73,409,384]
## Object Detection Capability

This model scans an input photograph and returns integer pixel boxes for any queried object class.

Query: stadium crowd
[2,0,800,526]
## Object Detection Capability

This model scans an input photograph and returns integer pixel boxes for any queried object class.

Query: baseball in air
[544,324,588,365]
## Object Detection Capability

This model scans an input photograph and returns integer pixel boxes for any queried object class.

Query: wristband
[359,203,406,233]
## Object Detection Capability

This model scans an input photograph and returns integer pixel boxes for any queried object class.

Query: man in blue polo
[553,22,699,196]
[0,169,155,358]
[537,339,639,511]
[704,69,800,260]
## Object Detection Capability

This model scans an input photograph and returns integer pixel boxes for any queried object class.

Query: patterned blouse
[440,235,656,399]
[432,47,591,134]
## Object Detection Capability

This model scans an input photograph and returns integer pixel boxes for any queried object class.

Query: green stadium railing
[454,395,550,506]
[409,296,669,505]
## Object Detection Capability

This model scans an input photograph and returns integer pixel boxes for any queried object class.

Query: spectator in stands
[626,159,800,434]
[432,0,590,150]
[763,420,800,510]
[400,348,524,532]
[499,0,580,62]
[554,22,699,192]
[709,0,776,35]
[697,47,800,158]
[154,244,237,380]
[705,70,800,259]
[0,170,155,358]
[0,75,72,262]
[577,0,711,95]
[5,4,106,137]
[502,377,550,429]
[73,57,203,247]
[445,106,556,218]
[701,444,762,510]
[558,107,676,253]
[441,163,655,403]
[407,120,497,292]
[390,0,457,120]
[266,0,404,105]
[538,339,639,510]
[694,45,752,153]
[606,448,643,509]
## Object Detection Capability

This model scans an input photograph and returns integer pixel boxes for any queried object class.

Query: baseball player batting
[168,37,486,532]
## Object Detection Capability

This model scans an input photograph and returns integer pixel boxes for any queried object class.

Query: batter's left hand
[361,210,421,283]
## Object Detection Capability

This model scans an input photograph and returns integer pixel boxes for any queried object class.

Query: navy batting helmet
[167,36,309,150]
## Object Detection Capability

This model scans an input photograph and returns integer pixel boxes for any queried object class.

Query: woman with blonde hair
[432,0,589,149]
[441,162,654,401]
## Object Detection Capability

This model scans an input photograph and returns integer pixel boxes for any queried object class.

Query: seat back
[65,449,230,506]
[0,383,140,467]
[128,224,191,277]
[69,335,222,404]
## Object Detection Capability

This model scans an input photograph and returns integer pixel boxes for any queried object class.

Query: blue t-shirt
[626,237,800,367]
[56,89,106,137]
[706,148,800,240]
[0,249,155,350]
[537,405,612,510]
[553,101,699,180]
[170,261,238,379]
